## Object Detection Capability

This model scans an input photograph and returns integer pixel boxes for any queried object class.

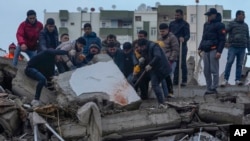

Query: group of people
[4,7,249,108]
[198,8,249,94]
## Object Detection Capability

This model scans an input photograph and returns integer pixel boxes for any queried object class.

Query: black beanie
[46,18,55,25]
[159,23,168,30]
[27,10,36,16]
[76,37,86,45]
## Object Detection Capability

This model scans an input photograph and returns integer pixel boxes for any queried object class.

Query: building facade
[44,5,231,59]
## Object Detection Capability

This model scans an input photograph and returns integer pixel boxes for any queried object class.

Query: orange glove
[133,65,140,75]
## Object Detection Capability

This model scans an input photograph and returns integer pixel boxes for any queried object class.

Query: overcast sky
[0,0,249,51]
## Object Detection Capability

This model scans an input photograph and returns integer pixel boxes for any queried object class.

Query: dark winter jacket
[16,19,43,50]
[38,26,59,52]
[82,32,101,55]
[142,41,172,78]
[26,49,68,78]
[108,49,125,73]
[198,13,226,53]
[123,51,138,77]
[169,19,190,46]
[226,19,250,50]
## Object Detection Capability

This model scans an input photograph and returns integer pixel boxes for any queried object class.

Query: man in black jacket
[169,9,190,86]
[38,18,59,52]
[198,8,226,94]
[137,38,172,108]
[25,49,68,107]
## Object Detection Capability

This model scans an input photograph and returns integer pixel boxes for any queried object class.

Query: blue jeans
[224,47,246,81]
[13,46,37,66]
[25,68,47,100]
[150,72,164,104]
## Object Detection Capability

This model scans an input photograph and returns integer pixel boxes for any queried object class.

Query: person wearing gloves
[55,37,86,73]
[137,38,172,108]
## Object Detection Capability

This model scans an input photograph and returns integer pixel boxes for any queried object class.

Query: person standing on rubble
[25,49,69,107]
[137,38,172,108]
[221,10,250,86]
[169,9,190,87]
[158,23,179,98]
[198,8,226,94]
[13,10,43,66]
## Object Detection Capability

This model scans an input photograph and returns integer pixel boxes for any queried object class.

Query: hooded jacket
[16,19,43,50]
[198,13,226,53]
[38,26,59,52]
[82,32,101,55]
[169,19,190,46]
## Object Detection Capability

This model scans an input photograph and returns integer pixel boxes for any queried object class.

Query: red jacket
[16,20,43,51]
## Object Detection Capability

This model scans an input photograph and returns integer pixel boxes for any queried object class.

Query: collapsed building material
[102,108,181,135]
[199,102,244,124]
[54,59,141,106]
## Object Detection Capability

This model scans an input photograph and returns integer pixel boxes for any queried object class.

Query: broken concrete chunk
[199,102,244,124]
[102,108,181,135]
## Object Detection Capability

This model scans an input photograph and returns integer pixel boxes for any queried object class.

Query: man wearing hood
[198,8,226,94]
[82,43,101,65]
[221,10,250,86]
[169,9,190,86]
[13,10,43,66]
[82,23,101,55]
[38,18,59,52]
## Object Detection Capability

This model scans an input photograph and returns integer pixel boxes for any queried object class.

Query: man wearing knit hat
[80,43,101,66]
[13,10,43,66]
[4,43,23,60]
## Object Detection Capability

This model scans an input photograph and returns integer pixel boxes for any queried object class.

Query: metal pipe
[45,123,65,141]
[34,124,38,141]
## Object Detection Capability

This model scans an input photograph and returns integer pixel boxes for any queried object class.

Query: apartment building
[44,5,231,58]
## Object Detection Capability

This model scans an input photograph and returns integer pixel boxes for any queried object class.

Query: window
[190,14,196,23]
[102,22,106,28]
[136,27,142,33]
[150,27,157,36]
[61,21,67,27]
[190,33,196,41]
[135,16,141,21]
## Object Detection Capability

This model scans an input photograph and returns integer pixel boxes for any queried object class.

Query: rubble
[1,56,250,140]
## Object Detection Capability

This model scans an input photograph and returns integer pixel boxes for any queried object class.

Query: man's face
[60,35,69,42]
[76,42,84,50]
[107,47,117,55]
[90,47,99,55]
[9,48,15,54]
[27,15,36,24]
[84,27,92,35]
[237,12,245,21]
[46,24,55,33]
[138,34,146,39]
[175,12,183,20]
[159,29,169,37]
[208,14,216,21]
[107,37,115,43]
[137,45,146,54]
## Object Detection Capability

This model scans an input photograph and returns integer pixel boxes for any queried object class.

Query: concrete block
[0,110,21,136]
[60,122,87,139]
[242,114,250,124]
[199,102,244,124]
[102,108,181,135]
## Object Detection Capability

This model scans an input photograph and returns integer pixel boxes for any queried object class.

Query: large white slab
[69,60,140,105]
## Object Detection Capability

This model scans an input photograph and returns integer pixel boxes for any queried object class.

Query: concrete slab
[60,122,87,139]
[102,108,181,135]
[199,102,244,124]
